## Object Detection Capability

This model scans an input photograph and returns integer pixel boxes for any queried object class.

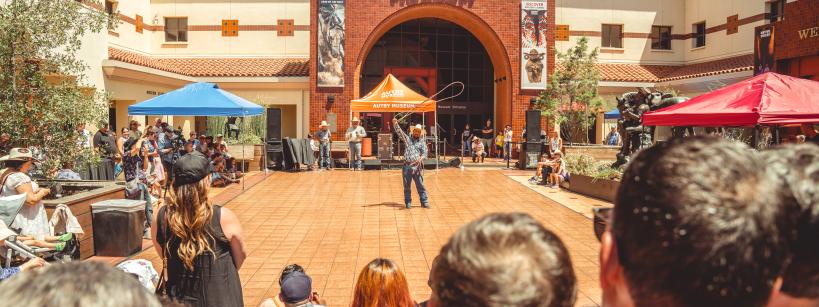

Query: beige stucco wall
[683,0,765,63]
[148,0,309,56]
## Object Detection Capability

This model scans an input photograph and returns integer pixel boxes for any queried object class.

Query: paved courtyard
[137,168,603,307]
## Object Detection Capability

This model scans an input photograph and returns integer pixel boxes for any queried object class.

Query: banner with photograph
[317,0,345,87]
[521,0,548,90]
[754,24,775,75]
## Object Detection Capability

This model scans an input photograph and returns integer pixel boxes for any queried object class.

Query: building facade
[73,0,807,144]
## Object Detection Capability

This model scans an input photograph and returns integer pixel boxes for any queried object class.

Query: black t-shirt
[482,125,494,139]
[93,131,116,158]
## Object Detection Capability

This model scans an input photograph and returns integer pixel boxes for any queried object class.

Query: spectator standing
[494,133,503,158]
[0,148,51,240]
[92,122,116,180]
[503,125,513,162]
[480,119,494,158]
[315,121,331,170]
[430,212,576,307]
[189,131,200,148]
[159,128,176,182]
[600,137,787,307]
[461,123,472,157]
[128,120,142,141]
[346,117,366,170]
[605,126,621,146]
[121,137,152,238]
[76,123,91,149]
[548,131,562,157]
[152,151,246,307]
[351,258,417,307]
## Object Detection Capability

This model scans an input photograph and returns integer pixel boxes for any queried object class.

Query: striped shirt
[394,122,427,164]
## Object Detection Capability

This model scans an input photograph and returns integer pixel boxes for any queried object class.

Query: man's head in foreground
[763,143,819,307]
[601,136,788,307]
[431,212,576,307]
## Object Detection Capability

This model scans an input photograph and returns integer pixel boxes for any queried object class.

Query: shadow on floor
[362,202,406,209]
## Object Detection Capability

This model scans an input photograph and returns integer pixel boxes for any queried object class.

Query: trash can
[91,199,146,257]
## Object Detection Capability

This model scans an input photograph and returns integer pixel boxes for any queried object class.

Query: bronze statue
[613,88,690,168]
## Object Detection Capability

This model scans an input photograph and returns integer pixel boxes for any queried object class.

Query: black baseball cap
[172,151,210,187]
[280,271,312,303]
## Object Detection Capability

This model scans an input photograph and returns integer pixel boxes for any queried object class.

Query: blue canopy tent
[128,82,263,116]
[604,108,620,119]
[128,82,266,187]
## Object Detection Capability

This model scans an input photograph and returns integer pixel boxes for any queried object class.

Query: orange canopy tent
[351,74,436,113]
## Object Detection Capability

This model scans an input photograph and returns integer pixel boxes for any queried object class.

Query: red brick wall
[309,0,556,139]
[774,0,819,60]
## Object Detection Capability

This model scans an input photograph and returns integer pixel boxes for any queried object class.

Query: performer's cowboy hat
[472,137,481,142]
[0,148,36,162]
[411,124,424,134]
[319,121,328,128]
[351,116,360,123]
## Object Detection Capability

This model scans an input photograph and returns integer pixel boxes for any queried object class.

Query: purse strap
[155,206,170,296]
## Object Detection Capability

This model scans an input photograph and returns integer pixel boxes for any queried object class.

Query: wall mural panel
[317,0,345,87]
[521,0,548,90]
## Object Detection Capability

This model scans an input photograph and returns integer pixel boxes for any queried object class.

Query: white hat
[351,116,360,122]
[319,121,328,127]
[411,124,423,133]
[0,148,35,162]
[553,150,562,156]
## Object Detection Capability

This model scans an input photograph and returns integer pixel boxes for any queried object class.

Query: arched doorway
[360,18,493,147]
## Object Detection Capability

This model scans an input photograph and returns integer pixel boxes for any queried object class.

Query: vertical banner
[317,0,345,87]
[521,0,548,90]
[754,24,775,75]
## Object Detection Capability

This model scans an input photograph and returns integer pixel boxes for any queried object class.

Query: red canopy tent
[642,72,819,127]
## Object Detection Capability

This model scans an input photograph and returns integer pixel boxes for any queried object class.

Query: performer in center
[392,118,429,209]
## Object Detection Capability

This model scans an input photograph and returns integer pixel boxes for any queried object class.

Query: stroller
[0,194,82,268]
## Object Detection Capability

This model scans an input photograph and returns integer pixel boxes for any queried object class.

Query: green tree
[0,0,111,176]
[535,37,604,144]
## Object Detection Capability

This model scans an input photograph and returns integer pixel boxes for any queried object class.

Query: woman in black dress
[151,151,247,307]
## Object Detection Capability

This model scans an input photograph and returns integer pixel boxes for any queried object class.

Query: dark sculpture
[613,88,690,168]
[224,117,243,139]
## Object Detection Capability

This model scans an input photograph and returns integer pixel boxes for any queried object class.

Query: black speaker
[518,142,541,169]
[526,110,541,143]
[266,108,282,141]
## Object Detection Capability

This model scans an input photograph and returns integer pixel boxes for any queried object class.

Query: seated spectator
[763,144,819,307]
[0,261,162,307]
[352,258,416,307]
[471,137,485,163]
[431,212,576,307]
[259,263,327,307]
[54,162,82,180]
[600,136,787,307]
[1,220,74,251]
[216,143,238,172]
[0,258,45,281]
[528,151,566,186]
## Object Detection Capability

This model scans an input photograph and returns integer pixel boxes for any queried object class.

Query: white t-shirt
[1,172,50,239]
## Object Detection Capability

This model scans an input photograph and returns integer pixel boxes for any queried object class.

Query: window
[692,22,706,48]
[104,1,115,15]
[651,26,672,50]
[768,0,785,23]
[164,17,188,42]
[602,24,623,48]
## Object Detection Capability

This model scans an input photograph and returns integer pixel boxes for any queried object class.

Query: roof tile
[559,54,753,83]
[108,47,309,78]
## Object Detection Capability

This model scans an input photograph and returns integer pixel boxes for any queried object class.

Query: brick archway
[352,3,514,129]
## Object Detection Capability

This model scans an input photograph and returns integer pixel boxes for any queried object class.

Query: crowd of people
[0,136,815,307]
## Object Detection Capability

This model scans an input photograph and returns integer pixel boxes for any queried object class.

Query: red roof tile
[558,54,753,83]
[108,47,308,77]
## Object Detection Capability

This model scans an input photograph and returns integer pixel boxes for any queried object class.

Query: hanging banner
[317,0,345,87]
[521,0,548,90]
[754,24,775,75]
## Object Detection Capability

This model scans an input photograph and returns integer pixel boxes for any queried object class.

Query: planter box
[563,145,619,162]
[227,144,265,171]
[42,180,125,260]
[562,174,619,203]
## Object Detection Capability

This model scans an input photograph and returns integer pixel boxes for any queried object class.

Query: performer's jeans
[402,165,428,205]
[349,142,362,169]
[319,143,331,169]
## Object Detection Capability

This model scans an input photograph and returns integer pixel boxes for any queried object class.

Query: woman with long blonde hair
[151,151,247,307]
[351,258,418,307]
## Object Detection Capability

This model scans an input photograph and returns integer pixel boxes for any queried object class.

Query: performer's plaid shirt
[394,122,427,164]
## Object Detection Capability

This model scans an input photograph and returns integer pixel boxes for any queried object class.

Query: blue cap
[281,271,312,303]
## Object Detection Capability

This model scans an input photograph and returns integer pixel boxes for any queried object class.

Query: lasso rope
[394,81,465,123]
